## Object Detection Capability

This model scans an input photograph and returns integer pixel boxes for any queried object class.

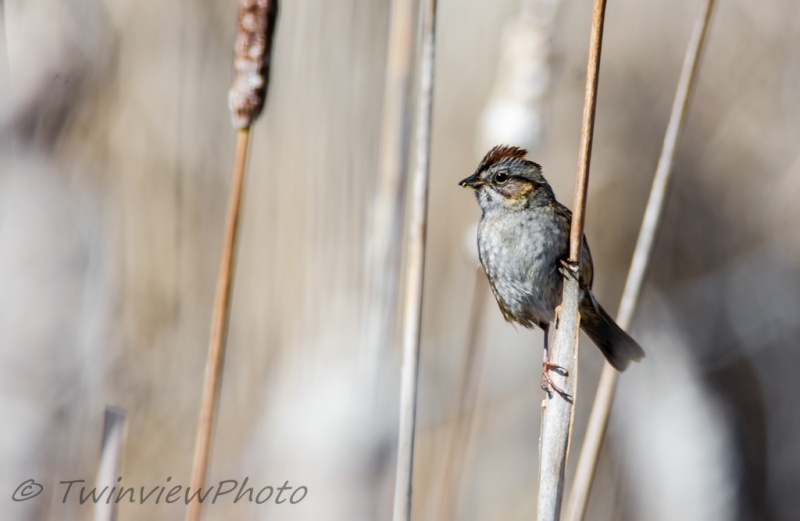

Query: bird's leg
[541,324,571,400]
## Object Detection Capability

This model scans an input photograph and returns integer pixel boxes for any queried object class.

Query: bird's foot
[541,361,572,402]
[559,258,580,282]
[559,258,589,293]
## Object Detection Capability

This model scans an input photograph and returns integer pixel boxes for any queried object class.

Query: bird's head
[459,145,554,213]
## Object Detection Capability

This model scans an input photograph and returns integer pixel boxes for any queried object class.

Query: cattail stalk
[186,2,278,521]
[537,0,607,519]
[563,2,717,519]
[392,0,438,520]
[363,0,420,376]
[93,407,127,521]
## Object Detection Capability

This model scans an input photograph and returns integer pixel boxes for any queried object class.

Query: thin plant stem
[186,2,277,518]
[537,0,607,519]
[563,1,717,519]
[391,0,438,519]
[363,0,420,377]
[186,127,251,521]
[93,407,127,521]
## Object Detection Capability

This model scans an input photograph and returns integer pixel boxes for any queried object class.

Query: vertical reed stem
[363,0,420,376]
[392,0,438,519]
[186,128,251,521]
[93,407,127,521]
[537,0,607,519]
[563,2,717,519]
[186,2,277,518]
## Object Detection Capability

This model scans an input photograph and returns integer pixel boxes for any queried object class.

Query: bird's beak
[459,174,484,189]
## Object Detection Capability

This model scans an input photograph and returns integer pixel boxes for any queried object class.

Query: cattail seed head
[229,0,278,129]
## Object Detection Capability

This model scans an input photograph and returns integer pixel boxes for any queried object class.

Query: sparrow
[460,145,644,395]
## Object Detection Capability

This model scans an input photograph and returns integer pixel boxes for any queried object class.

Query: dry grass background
[2,0,800,520]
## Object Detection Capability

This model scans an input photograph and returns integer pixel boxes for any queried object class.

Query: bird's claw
[559,258,580,281]
[541,361,572,402]
[559,258,589,293]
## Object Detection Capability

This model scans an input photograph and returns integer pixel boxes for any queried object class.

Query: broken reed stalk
[536,0,607,520]
[93,407,127,521]
[392,1,438,520]
[563,1,716,519]
[186,2,278,521]
[363,0,420,377]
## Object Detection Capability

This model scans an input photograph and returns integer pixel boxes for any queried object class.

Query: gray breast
[477,208,566,328]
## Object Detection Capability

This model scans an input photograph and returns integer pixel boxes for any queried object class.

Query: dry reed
[392,0,439,519]
[537,0,607,519]
[93,406,127,521]
[363,0,421,377]
[563,1,717,519]
[186,2,278,521]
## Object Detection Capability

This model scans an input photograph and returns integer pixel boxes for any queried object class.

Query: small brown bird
[460,145,644,394]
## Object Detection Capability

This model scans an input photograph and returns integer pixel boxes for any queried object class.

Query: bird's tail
[579,291,645,372]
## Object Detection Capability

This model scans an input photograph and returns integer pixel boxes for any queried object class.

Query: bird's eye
[494,171,509,184]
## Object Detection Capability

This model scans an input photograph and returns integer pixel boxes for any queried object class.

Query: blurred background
[2,0,800,519]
